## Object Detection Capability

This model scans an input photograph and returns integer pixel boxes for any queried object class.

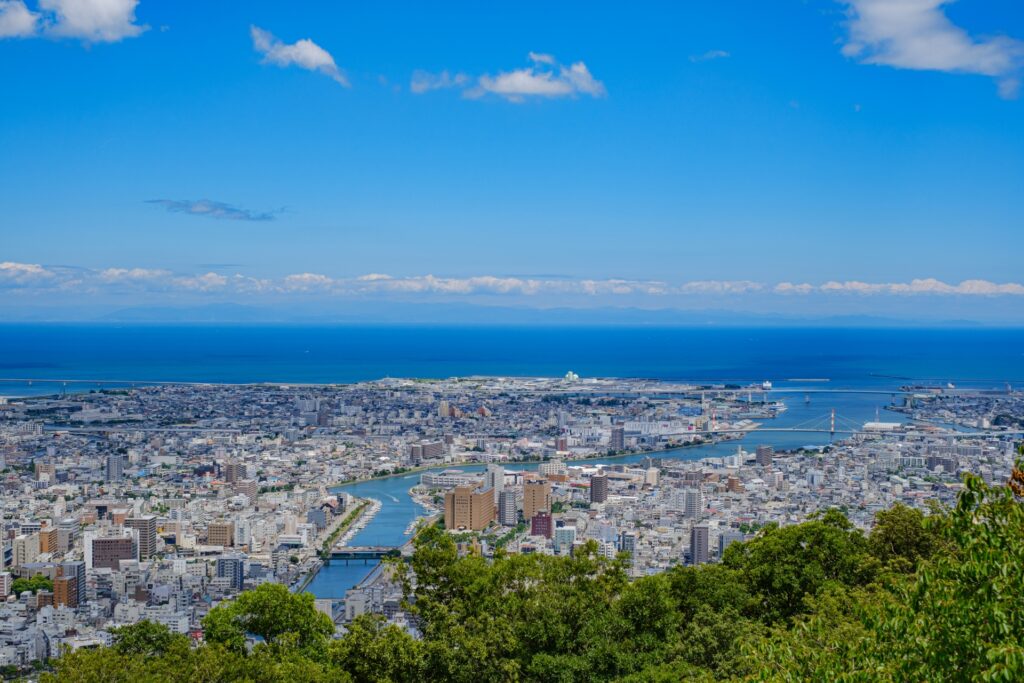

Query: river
[307,387,912,597]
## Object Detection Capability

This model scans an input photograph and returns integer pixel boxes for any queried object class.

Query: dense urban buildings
[0,375,1021,669]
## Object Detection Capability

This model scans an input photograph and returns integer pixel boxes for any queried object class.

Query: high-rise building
[498,490,518,526]
[531,511,553,538]
[756,445,774,467]
[0,572,11,598]
[610,427,625,451]
[553,526,577,555]
[485,464,505,503]
[105,454,123,483]
[236,479,259,501]
[88,536,135,570]
[126,515,158,560]
[39,527,59,554]
[590,473,609,504]
[619,531,637,556]
[208,522,234,547]
[54,576,77,608]
[690,526,709,565]
[444,486,496,531]
[216,556,245,591]
[438,400,450,418]
[683,488,703,518]
[222,462,245,484]
[12,534,39,567]
[523,481,552,522]
[61,561,86,606]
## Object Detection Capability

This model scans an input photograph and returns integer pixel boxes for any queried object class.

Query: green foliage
[12,574,53,596]
[202,583,334,654]
[722,508,878,622]
[867,502,944,570]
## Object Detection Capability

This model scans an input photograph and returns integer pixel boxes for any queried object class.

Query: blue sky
[2,0,1023,322]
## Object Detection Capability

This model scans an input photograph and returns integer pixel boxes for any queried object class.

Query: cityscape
[2,374,1021,668]
[3,0,1024,679]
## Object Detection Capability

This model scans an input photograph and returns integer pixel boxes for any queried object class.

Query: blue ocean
[2,324,1023,396]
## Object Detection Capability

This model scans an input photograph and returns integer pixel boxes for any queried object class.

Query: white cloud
[251,25,348,86]
[40,0,146,42]
[172,272,228,291]
[282,273,335,291]
[471,55,607,102]
[6,265,1024,301]
[689,49,730,63]
[817,278,1024,296]
[774,282,816,295]
[0,261,54,285]
[840,0,1024,98]
[409,69,468,94]
[100,267,169,282]
[415,53,606,103]
[0,0,38,37]
[678,280,763,294]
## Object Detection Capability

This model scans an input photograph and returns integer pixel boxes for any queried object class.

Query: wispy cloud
[0,0,146,42]
[250,25,348,86]
[146,199,278,222]
[413,53,606,103]
[777,279,1024,296]
[689,49,730,63]
[839,0,1024,98]
[5,263,1023,301]
[410,69,469,94]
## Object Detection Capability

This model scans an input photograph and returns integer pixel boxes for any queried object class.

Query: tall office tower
[61,561,86,606]
[610,427,625,451]
[444,486,496,531]
[438,400,450,418]
[216,556,245,591]
[497,490,518,526]
[485,464,505,503]
[12,534,39,566]
[126,515,157,560]
[531,511,553,538]
[222,462,245,484]
[87,536,136,570]
[683,488,703,518]
[105,454,123,483]
[756,445,774,467]
[590,473,609,504]
[523,481,552,522]
[54,576,78,608]
[619,531,637,556]
[208,521,235,547]
[690,526,709,565]
[39,527,59,554]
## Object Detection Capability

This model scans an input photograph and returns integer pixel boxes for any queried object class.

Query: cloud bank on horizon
[2,261,1023,302]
